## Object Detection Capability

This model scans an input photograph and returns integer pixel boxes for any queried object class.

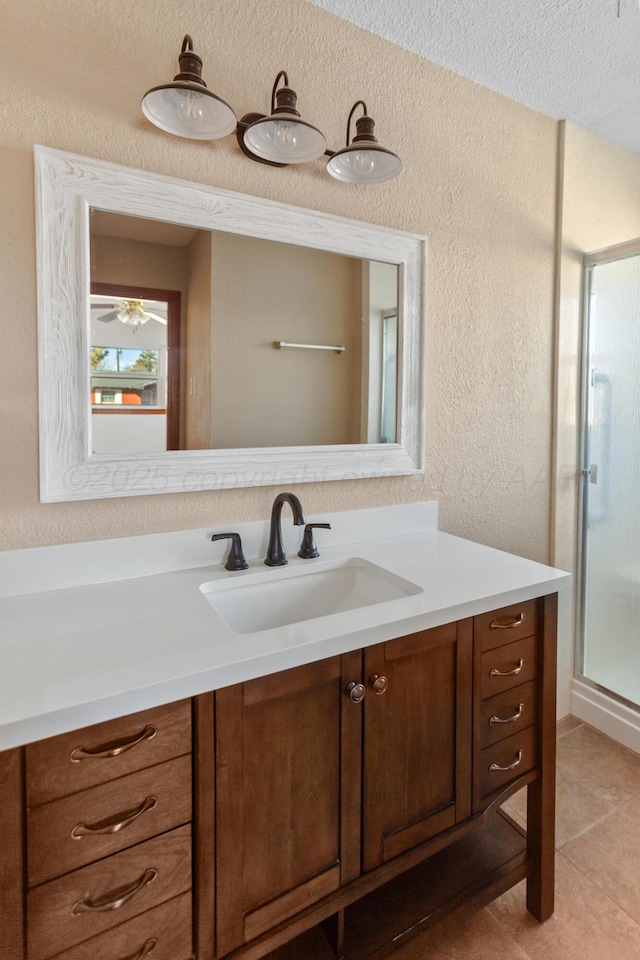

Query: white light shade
[243,116,327,164]
[118,306,149,328]
[142,84,237,140]
[327,145,402,184]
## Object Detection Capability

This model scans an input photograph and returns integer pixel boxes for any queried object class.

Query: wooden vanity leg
[526,592,557,921]
[321,911,345,960]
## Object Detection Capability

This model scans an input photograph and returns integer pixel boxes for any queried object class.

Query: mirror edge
[35,145,426,502]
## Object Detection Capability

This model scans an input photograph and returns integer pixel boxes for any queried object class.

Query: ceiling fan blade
[96,309,119,323]
[145,312,167,324]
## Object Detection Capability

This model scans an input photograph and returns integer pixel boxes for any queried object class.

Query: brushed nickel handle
[490,612,525,630]
[71,867,157,914]
[346,682,366,703]
[489,749,524,773]
[490,658,525,678]
[69,725,157,762]
[71,795,158,839]
[369,674,389,695]
[121,939,158,960]
[489,703,525,726]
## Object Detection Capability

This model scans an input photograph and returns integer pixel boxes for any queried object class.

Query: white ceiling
[309,0,640,155]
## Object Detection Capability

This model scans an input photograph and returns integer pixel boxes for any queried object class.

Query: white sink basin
[199,558,422,634]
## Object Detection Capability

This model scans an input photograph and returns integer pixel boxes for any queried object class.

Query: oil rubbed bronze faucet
[264,492,306,566]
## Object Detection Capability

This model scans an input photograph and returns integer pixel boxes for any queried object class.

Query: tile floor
[392,717,640,960]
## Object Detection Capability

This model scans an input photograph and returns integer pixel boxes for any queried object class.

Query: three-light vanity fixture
[141,35,402,184]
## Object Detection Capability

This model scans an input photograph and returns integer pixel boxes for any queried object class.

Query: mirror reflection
[89,211,398,455]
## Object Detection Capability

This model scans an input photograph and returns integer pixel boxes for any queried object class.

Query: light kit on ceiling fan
[97,300,167,330]
[141,36,402,183]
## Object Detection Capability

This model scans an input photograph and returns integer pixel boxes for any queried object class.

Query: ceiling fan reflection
[94,299,167,329]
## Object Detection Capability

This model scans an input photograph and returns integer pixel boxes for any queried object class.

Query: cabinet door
[215,652,362,957]
[362,620,473,871]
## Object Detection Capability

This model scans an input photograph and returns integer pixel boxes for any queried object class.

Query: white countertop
[0,503,570,751]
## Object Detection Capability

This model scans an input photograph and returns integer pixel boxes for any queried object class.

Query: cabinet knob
[369,674,389,695]
[346,682,366,703]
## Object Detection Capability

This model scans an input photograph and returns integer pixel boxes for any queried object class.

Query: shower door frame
[577,237,640,711]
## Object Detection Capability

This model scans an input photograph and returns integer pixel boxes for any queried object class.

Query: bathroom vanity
[0,504,569,960]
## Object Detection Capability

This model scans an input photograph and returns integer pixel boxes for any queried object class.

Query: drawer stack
[24,700,193,960]
[473,600,540,811]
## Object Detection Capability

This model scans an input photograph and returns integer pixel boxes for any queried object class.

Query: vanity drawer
[43,891,193,960]
[27,754,192,886]
[27,824,192,960]
[26,699,192,806]
[475,600,539,652]
[478,681,537,749]
[479,635,538,700]
[479,726,537,799]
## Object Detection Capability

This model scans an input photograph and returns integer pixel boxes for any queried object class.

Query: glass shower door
[580,243,640,707]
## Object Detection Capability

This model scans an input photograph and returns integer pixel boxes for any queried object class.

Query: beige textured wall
[0,0,557,553]
[554,121,640,714]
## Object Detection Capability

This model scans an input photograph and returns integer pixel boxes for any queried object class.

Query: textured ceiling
[309,0,640,155]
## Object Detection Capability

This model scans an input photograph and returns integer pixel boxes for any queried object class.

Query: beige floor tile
[556,716,583,739]
[561,793,640,922]
[556,722,640,804]
[501,786,527,830]
[500,770,615,847]
[555,770,616,847]
[390,909,529,960]
[487,853,640,960]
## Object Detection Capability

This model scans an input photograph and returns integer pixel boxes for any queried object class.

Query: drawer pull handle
[489,749,524,773]
[489,703,525,726]
[71,795,158,839]
[490,613,525,630]
[490,658,525,678]
[121,938,158,960]
[69,725,157,762]
[71,867,157,914]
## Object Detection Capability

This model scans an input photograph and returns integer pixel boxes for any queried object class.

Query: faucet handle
[211,532,249,571]
[298,523,331,560]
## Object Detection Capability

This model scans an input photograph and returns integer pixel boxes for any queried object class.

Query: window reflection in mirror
[90,294,170,454]
[89,210,398,454]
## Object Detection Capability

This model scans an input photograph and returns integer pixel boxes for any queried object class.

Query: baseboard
[571,678,640,755]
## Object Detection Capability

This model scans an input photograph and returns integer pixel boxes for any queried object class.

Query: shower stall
[576,239,640,751]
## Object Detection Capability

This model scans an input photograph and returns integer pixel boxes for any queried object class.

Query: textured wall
[0,0,557,554]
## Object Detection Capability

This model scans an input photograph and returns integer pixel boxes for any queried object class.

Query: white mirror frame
[35,146,426,501]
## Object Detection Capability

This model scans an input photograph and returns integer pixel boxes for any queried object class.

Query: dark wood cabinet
[215,652,362,957]
[0,594,557,960]
[1,700,195,960]
[362,620,472,870]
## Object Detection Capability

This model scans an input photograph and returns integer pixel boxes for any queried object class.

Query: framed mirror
[35,146,426,501]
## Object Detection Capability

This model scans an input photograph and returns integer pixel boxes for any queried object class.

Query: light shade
[242,72,327,164]
[327,102,402,184]
[117,301,151,329]
[141,35,236,141]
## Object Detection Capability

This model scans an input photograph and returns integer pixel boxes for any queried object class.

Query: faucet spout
[265,492,306,566]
